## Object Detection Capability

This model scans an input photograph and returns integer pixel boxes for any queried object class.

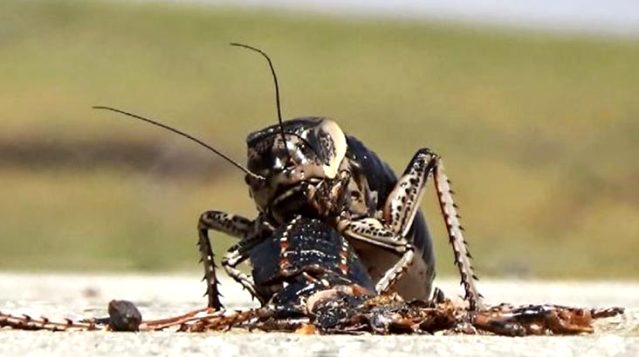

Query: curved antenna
[92,106,265,181]
[230,43,289,159]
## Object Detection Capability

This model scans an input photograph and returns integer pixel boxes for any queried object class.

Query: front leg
[384,148,482,310]
[339,149,482,310]
[198,211,273,309]
[338,149,437,295]
[382,148,436,236]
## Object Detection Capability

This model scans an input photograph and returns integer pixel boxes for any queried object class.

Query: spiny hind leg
[433,160,482,310]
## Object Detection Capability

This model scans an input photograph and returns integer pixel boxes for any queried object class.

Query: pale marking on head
[316,119,347,179]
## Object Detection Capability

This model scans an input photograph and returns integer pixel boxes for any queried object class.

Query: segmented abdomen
[250,216,375,306]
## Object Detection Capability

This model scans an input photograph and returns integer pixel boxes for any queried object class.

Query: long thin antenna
[92,106,265,181]
[230,43,289,159]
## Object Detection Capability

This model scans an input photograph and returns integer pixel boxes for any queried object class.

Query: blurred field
[0,0,637,278]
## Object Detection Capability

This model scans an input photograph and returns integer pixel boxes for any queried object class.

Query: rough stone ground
[1,273,637,356]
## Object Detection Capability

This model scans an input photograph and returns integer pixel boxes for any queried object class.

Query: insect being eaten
[0,217,623,335]
[93,42,482,311]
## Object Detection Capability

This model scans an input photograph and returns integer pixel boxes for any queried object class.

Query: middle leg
[198,211,273,309]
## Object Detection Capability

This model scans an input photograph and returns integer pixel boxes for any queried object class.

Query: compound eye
[287,143,312,169]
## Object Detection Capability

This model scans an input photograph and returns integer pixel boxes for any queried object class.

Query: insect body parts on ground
[1,214,622,335]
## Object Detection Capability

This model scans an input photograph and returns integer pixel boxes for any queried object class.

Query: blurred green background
[1,0,637,279]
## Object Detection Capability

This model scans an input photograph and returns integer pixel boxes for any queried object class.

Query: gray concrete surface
[1,273,638,356]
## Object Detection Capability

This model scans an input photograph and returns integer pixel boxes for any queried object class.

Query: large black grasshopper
[94,43,482,311]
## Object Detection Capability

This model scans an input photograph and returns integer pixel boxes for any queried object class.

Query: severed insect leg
[198,211,273,309]
[433,160,482,310]
[469,304,625,336]
[0,311,100,331]
[187,307,278,332]
[140,307,216,331]
[140,307,274,332]
[1,300,147,332]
